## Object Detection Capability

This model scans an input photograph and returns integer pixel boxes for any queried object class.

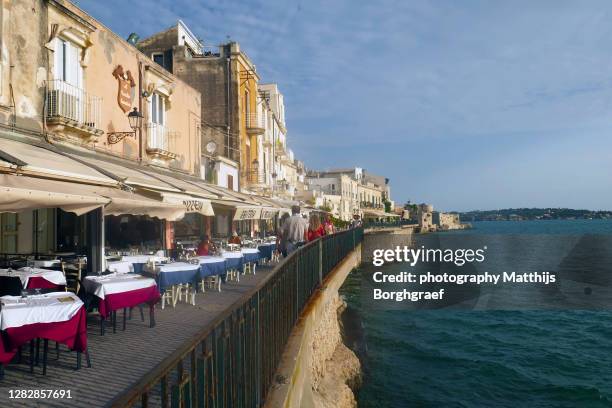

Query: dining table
[257,243,277,261]
[106,260,134,274]
[240,248,261,264]
[0,267,67,290]
[27,259,61,269]
[194,256,227,291]
[0,291,88,375]
[121,255,169,274]
[144,262,201,293]
[82,273,160,334]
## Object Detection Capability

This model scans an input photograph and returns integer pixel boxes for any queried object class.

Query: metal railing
[363,220,411,229]
[46,80,102,129]
[146,123,178,153]
[245,113,264,129]
[110,227,363,408]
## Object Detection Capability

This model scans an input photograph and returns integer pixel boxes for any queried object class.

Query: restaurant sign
[260,208,279,220]
[234,206,262,221]
[159,192,214,216]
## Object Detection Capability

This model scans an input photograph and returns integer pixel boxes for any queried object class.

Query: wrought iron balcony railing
[145,123,178,160]
[46,80,102,133]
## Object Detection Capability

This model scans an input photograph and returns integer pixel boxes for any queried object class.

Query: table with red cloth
[0,267,67,290]
[82,273,160,330]
[0,292,87,367]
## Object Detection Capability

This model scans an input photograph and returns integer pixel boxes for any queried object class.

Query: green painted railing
[110,227,363,408]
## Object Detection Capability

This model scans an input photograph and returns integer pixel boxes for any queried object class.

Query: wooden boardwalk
[0,266,275,407]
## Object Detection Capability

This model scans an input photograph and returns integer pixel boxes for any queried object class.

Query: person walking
[323,214,335,235]
[307,214,325,241]
[277,212,290,257]
[351,214,363,229]
[283,205,308,254]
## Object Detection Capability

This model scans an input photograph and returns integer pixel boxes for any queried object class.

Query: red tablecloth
[97,286,161,318]
[0,307,87,365]
[26,276,65,290]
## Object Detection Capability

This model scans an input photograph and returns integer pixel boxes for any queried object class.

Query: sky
[73,0,612,212]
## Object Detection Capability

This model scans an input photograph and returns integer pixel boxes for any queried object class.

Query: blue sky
[73,0,612,211]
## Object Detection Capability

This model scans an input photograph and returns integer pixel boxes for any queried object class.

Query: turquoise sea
[342,220,612,408]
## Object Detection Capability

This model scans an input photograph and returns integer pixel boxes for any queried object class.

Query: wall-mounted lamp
[107,108,143,145]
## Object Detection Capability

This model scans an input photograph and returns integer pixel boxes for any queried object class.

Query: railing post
[318,239,323,285]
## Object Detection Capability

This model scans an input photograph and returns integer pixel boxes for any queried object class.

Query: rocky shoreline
[310,295,364,408]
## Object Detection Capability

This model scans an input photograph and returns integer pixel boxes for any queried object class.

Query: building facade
[137,21,263,192]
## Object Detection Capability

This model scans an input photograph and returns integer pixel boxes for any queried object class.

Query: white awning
[260,207,279,219]
[66,154,181,192]
[140,190,215,216]
[0,173,109,215]
[99,188,186,221]
[0,138,116,185]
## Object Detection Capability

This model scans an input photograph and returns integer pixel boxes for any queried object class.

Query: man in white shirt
[282,205,308,254]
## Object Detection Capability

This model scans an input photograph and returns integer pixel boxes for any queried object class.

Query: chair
[0,276,23,296]
[61,260,83,294]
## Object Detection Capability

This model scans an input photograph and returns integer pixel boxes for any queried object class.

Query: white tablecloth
[107,261,134,274]
[195,256,227,264]
[83,273,156,299]
[0,292,83,330]
[240,248,260,254]
[28,259,61,268]
[146,262,200,273]
[0,268,67,288]
[121,255,169,264]
[221,251,244,259]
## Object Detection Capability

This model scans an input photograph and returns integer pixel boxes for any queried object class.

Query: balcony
[245,113,264,135]
[46,80,103,139]
[145,123,178,162]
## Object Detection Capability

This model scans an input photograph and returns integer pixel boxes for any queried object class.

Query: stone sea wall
[263,245,362,408]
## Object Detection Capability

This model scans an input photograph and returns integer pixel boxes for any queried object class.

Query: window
[1,213,18,253]
[54,37,82,87]
[227,174,234,191]
[150,93,165,125]
[152,53,164,67]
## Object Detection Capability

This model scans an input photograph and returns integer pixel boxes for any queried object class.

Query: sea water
[342,220,612,407]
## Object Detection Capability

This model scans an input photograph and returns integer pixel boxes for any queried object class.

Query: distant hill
[457,208,612,221]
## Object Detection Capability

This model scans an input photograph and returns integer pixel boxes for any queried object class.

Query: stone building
[138,20,263,192]
[0,0,215,270]
[432,211,462,230]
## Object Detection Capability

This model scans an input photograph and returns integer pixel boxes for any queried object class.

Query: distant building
[432,212,461,230]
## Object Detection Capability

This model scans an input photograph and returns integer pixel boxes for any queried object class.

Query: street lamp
[108,107,143,145]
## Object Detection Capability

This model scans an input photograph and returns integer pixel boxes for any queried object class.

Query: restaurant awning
[363,209,400,218]
[0,173,110,215]
[63,154,181,192]
[139,189,215,216]
[0,138,116,185]
[99,187,187,221]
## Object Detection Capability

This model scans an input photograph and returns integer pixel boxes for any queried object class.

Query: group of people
[277,205,336,256]
[194,205,361,259]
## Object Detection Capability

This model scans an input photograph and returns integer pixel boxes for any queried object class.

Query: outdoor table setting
[220,251,244,282]
[143,262,200,308]
[0,291,89,377]
[0,267,67,291]
[194,256,227,292]
[121,254,169,274]
[106,260,134,274]
[240,248,261,274]
[82,273,160,334]
[257,242,277,262]
[26,259,61,269]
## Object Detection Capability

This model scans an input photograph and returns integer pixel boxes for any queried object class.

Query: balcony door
[149,93,166,149]
[53,37,84,121]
